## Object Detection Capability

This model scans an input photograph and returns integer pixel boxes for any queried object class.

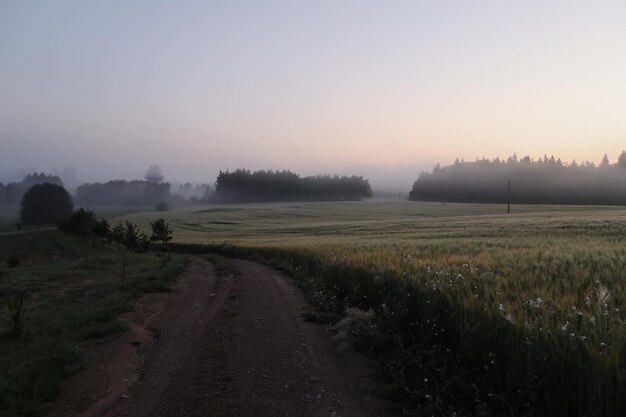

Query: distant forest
[211,169,372,203]
[0,173,64,206]
[75,165,212,207]
[410,152,626,205]
[0,167,371,208]
[76,180,174,207]
[0,168,211,209]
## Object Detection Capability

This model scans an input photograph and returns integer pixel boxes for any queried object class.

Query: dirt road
[46,256,394,417]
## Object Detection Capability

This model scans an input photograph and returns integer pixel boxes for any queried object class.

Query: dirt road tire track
[46,256,394,417]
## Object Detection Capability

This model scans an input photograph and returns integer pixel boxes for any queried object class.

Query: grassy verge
[0,231,188,417]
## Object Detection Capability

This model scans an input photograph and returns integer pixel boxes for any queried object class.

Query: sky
[1,1,625,190]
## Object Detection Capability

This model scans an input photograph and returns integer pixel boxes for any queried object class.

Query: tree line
[74,166,212,207]
[75,180,173,207]
[211,169,372,203]
[3,167,372,228]
[0,173,64,206]
[409,152,626,205]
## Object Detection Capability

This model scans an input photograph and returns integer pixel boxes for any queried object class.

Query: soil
[44,256,395,417]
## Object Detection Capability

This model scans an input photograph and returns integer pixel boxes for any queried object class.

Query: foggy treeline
[409,152,626,205]
[0,166,372,208]
[76,180,171,206]
[211,169,372,203]
[0,166,212,209]
[73,165,212,207]
[0,173,64,206]
[76,180,211,206]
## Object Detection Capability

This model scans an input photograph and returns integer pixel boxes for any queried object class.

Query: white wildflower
[597,284,610,303]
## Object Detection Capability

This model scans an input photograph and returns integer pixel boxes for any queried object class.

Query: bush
[155,202,169,211]
[58,208,97,238]
[20,183,73,225]
[93,219,110,244]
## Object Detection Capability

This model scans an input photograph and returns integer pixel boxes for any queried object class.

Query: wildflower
[597,284,610,303]
[561,321,569,332]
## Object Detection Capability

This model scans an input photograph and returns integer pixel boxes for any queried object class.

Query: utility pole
[507,179,511,214]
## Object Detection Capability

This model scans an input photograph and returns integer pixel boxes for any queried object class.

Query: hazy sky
[1,1,625,190]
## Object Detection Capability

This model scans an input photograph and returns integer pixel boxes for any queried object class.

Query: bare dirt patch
[45,256,394,417]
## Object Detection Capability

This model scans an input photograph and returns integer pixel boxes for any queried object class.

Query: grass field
[118,201,626,416]
[0,205,155,234]
[0,231,188,417]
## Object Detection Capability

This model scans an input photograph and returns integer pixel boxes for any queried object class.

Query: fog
[2,2,625,197]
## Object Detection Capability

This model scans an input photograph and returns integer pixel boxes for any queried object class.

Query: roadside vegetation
[139,201,626,417]
[0,221,187,417]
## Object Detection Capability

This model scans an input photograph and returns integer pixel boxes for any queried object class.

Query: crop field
[116,201,626,416]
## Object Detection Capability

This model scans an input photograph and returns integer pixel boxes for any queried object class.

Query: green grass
[0,206,18,233]
[117,201,626,416]
[0,231,188,417]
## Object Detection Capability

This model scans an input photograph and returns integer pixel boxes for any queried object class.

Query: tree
[145,165,164,183]
[618,151,626,169]
[93,219,111,247]
[111,221,124,250]
[150,218,173,264]
[58,208,97,239]
[600,153,610,168]
[138,232,151,252]
[20,183,73,225]
[119,221,140,284]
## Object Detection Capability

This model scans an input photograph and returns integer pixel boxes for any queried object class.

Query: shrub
[93,219,110,245]
[155,202,169,211]
[58,208,97,238]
